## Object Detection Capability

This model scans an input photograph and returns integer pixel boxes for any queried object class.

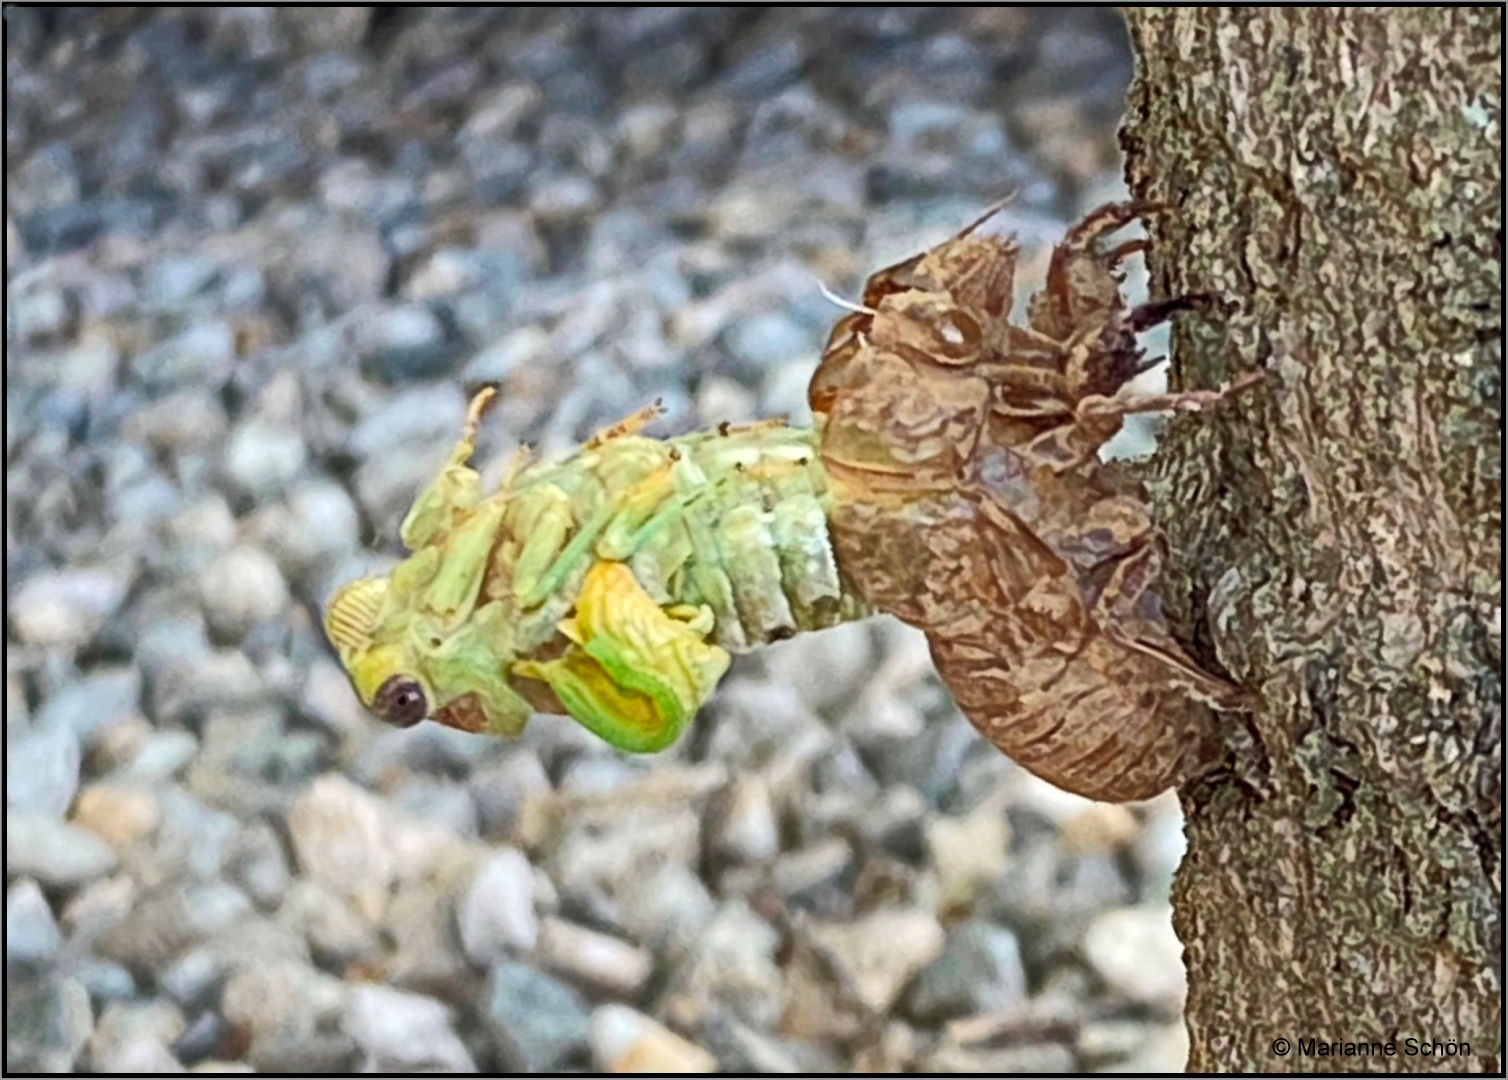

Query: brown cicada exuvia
[810,202,1260,801]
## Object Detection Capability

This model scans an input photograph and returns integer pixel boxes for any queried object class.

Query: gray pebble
[762,623,878,715]
[665,901,784,1029]
[10,566,132,650]
[458,847,539,964]
[9,278,74,343]
[560,754,642,796]
[403,247,490,301]
[54,336,121,400]
[549,805,701,913]
[166,495,238,568]
[468,751,552,838]
[529,174,603,223]
[5,976,94,1073]
[614,102,679,162]
[155,789,241,881]
[140,625,271,725]
[345,984,476,1072]
[318,159,414,222]
[536,915,654,998]
[119,730,200,783]
[6,812,118,887]
[772,837,856,910]
[6,722,81,818]
[183,880,255,938]
[1060,851,1134,912]
[461,324,552,383]
[282,7,372,51]
[982,842,1091,964]
[286,775,395,897]
[198,545,290,640]
[6,880,62,965]
[462,82,544,142]
[461,140,536,205]
[865,784,929,863]
[926,802,1011,913]
[87,999,185,1074]
[697,1009,812,1074]
[221,956,356,1072]
[1078,1017,1154,1066]
[222,419,309,500]
[159,947,227,1010]
[1082,905,1186,1013]
[95,887,203,974]
[1116,1022,1190,1072]
[928,1041,1078,1073]
[806,908,945,1014]
[128,321,236,394]
[142,254,221,307]
[298,656,372,738]
[347,382,468,461]
[614,860,717,953]
[722,36,806,99]
[708,776,780,864]
[722,308,815,378]
[1133,796,1187,900]
[11,142,82,216]
[358,305,461,384]
[107,455,184,529]
[907,920,1027,1022]
[761,356,816,425]
[590,1003,718,1073]
[870,712,978,809]
[388,776,480,839]
[278,880,381,968]
[72,957,139,1004]
[485,960,591,1073]
[382,883,472,992]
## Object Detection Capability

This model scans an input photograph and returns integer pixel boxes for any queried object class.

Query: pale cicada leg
[584,399,667,449]
[401,387,499,551]
[713,417,788,437]
[508,481,577,610]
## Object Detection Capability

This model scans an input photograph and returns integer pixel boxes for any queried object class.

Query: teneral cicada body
[809,202,1257,801]
[325,399,865,753]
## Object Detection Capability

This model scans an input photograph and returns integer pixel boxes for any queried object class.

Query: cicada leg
[1076,519,1247,710]
[585,399,667,449]
[1078,370,1266,421]
[401,386,499,551]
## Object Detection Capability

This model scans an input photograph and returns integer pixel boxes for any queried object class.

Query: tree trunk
[1119,8,1500,1073]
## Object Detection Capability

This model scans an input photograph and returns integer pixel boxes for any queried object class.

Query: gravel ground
[7,8,1192,1073]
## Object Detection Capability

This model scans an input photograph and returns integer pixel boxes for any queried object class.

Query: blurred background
[7,8,1190,1072]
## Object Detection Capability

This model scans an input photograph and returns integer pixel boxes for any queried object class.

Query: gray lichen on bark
[1120,8,1499,1073]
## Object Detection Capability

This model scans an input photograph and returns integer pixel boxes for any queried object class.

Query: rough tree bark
[1119,8,1501,1074]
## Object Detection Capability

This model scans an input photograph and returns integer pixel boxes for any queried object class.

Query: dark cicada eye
[373,675,429,728]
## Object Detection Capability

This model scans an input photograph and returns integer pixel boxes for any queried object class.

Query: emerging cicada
[325,203,1256,801]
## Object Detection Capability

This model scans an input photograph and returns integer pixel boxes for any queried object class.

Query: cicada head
[324,575,387,660]
[323,575,434,729]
